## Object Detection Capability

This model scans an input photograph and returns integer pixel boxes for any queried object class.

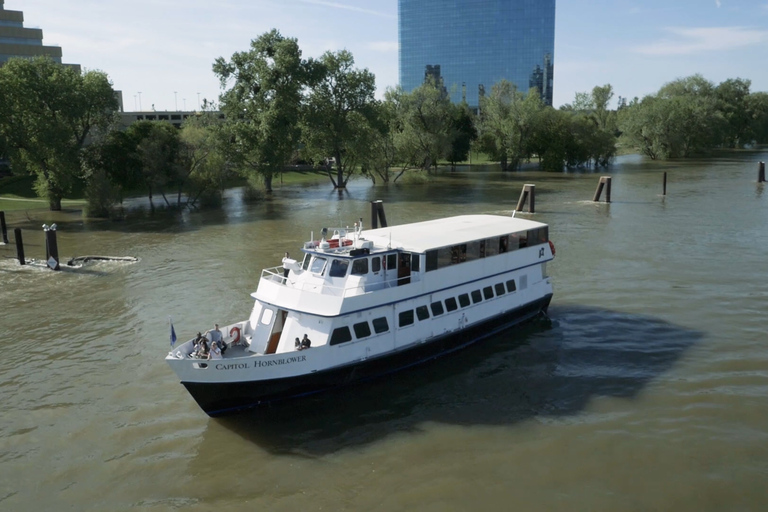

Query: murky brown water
[2,152,768,511]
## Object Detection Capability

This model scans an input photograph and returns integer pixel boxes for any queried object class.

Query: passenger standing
[282,252,291,279]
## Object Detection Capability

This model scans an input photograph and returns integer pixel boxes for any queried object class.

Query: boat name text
[255,355,307,368]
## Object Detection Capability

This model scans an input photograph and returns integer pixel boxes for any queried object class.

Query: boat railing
[261,266,412,297]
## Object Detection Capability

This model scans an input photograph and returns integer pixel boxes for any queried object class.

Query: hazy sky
[11,0,768,111]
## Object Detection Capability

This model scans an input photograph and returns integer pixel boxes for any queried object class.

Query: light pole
[197,92,201,110]
[174,91,178,111]
[138,92,142,111]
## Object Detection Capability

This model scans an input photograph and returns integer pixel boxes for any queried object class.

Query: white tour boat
[166,214,555,416]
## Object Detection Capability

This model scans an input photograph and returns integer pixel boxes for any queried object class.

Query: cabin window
[483,286,494,300]
[372,257,382,273]
[387,254,397,270]
[372,317,390,334]
[445,297,458,312]
[437,247,453,268]
[494,283,506,296]
[509,233,521,251]
[499,236,509,254]
[330,326,352,345]
[486,239,499,257]
[302,253,311,270]
[450,244,467,264]
[425,250,438,272]
[528,227,548,245]
[411,253,420,272]
[425,301,440,316]
[329,259,349,278]
[518,232,528,248]
[506,279,517,293]
[416,305,430,321]
[260,308,274,325]
[458,293,471,308]
[471,290,483,304]
[351,258,368,275]
[465,241,481,261]
[310,256,327,274]
[399,310,414,327]
[353,322,372,339]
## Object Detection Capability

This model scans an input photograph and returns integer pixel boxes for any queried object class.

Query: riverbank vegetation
[2,31,768,215]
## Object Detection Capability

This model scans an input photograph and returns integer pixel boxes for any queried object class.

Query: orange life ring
[548,240,556,256]
[229,326,241,344]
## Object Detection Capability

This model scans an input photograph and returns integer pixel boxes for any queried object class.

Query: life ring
[548,240,556,256]
[229,326,241,345]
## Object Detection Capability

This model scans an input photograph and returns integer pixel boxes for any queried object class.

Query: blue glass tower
[398,0,556,107]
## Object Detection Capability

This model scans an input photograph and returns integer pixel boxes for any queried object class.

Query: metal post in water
[663,172,667,196]
[14,228,25,265]
[515,184,535,213]
[0,211,8,244]
[43,224,60,271]
[759,162,766,183]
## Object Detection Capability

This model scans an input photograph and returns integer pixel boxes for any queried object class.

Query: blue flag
[170,321,177,347]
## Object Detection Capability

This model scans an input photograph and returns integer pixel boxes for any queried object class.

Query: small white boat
[166,214,555,416]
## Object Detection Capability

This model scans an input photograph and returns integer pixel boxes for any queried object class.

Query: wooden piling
[593,176,612,202]
[14,228,25,265]
[759,162,766,183]
[515,184,535,213]
[45,229,60,271]
[371,200,388,228]
[663,172,667,195]
[0,211,8,244]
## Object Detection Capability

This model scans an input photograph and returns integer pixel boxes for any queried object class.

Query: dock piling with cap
[371,200,388,228]
[759,162,765,183]
[593,176,612,202]
[515,184,535,213]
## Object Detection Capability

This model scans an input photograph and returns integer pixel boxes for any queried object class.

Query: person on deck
[208,341,222,360]
[282,252,291,279]
[207,324,226,354]
[301,334,311,350]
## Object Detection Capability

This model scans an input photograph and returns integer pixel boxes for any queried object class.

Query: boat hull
[181,294,552,416]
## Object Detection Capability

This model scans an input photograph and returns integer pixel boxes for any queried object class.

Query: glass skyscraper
[398,0,556,108]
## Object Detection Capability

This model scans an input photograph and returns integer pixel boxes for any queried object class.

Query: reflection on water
[2,151,768,511]
[209,306,702,457]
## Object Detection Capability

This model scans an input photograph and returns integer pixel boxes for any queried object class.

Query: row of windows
[327,278,518,345]
[330,316,390,345]
[303,252,415,278]
[398,279,517,327]
[425,227,548,272]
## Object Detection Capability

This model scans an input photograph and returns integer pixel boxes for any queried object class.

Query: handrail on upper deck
[260,266,412,297]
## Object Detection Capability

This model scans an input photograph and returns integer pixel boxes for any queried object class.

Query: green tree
[746,92,768,144]
[476,81,542,171]
[213,29,312,193]
[447,102,476,169]
[393,79,455,172]
[716,78,752,147]
[178,112,231,207]
[0,57,118,210]
[301,49,377,188]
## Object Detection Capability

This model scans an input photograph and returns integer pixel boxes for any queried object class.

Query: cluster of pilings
[513,161,766,213]
[0,212,60,270]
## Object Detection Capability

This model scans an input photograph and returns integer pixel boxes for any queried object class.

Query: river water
[1,152,767,511]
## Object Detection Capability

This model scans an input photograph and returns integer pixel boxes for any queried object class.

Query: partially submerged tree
[213,29,312,193]
[0,57,118,209]
[301,49,377,188]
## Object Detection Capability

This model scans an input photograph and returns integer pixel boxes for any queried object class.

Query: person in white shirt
[208,342,222,360]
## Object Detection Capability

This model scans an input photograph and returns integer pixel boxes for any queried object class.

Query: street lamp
[138,92,142,111]
[174,91,178,111]
[197,92,201,110]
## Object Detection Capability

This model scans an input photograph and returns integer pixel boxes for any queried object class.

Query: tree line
[1,30,767,214]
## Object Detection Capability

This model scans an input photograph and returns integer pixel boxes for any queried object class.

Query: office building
[398,0,555,107]
[0,0,80,71]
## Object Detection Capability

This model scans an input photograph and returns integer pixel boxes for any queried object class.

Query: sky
[10,0,768,111]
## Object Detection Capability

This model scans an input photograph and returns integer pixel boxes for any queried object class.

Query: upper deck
[253,214,552,316]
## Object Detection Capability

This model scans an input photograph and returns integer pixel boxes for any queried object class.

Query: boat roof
[362,214,547,253]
